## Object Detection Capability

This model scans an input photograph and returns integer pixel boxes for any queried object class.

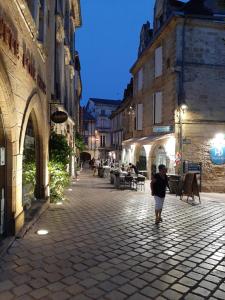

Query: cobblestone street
[1,170,225,300]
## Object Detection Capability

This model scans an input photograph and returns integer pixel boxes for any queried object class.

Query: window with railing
[100,135,106,147]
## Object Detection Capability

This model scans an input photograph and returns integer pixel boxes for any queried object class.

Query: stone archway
[19,92,48,202]
[151,144,169,175]
[137,146,147,171]
[80,152,91,162]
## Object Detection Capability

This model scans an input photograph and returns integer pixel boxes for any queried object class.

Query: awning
[122,133,174,146]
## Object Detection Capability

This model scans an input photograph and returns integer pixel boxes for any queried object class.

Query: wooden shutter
[136,103,143,130]
[153,92,162,124]
[155,46,163,78]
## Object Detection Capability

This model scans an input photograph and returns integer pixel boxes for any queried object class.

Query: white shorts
[154,196,165,210]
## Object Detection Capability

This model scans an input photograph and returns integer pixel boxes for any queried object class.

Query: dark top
[152,173,169,198]
[130,164,138,175]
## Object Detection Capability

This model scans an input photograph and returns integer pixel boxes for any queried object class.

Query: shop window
[155,46,163,78]
[153,92,162,124]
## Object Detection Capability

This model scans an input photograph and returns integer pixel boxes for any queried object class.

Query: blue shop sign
[210,146,225,165]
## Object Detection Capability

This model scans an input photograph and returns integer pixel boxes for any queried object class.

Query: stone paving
[1,170,225,300]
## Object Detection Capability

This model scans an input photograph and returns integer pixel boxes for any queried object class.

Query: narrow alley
[0,170,225,300]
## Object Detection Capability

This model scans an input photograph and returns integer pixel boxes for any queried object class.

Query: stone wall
[176,19,225,192]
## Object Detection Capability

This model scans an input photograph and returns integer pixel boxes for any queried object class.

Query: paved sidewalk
[0,170,225,300]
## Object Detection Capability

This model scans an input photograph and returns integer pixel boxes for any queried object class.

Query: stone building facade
[110,79,134,162]
[47,0,82,176]
[122,0,225,192]
[81,98,121,160]
[0,0,82,237]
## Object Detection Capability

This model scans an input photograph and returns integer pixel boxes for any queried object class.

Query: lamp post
[178,103,188,175]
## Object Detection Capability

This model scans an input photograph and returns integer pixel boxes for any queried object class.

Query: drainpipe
[179,15,187,106]
[178,15,188,175]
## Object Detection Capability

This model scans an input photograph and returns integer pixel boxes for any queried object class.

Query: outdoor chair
[134,176,145,191]
[122,175,134,190]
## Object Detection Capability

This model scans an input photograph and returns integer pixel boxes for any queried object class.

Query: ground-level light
[37,229,49,235]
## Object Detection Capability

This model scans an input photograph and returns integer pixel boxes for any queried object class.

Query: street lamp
[177,103,188,175]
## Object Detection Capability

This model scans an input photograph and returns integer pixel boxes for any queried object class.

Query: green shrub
[48,161,70,202]
[49,132,73,202]
[23,162,36,186]
[75,131,85,152]
[49,131,72,165]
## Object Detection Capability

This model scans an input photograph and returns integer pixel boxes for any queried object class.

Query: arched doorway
[0,109,6,235]
[152,145,169,175]
[22,115,37,210]
[80,151,91,162]
[137,146,147,170]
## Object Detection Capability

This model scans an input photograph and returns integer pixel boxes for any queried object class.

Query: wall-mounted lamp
[128,104,136,115]
[180,103,188,112]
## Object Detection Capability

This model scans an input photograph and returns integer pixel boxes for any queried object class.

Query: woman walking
[151,164,170,224]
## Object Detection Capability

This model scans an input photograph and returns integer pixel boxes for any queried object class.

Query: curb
[0,200,50,258]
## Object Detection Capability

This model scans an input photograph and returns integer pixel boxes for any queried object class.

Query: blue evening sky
[76,0,154,105]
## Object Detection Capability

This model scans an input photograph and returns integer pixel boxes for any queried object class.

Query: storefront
[0,3,49,236]
[122,134,176,178]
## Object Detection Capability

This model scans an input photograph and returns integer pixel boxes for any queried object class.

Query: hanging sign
[51,111,68,123]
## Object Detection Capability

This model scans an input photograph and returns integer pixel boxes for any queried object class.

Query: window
[155,46,163,78]
[38,0,45,42]
[101,109,105,116]
[84,136,88,145]
[135,103,143,131]
[100,135,106,147]
[153,92,162,124]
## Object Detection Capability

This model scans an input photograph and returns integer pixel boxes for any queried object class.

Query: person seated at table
[128,163,139,175]
[121,164,125,171]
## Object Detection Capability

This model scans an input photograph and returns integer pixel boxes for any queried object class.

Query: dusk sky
[77,0,154,106]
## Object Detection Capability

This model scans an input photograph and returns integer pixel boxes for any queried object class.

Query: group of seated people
[119,163,139,175]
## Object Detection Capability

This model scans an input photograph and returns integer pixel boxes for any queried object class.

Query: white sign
[0,147,5,166]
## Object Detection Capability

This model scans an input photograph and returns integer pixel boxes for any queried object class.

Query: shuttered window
[135,103,143,130]
[137,68,143,91]
[155,46,163,78]
[153,92,162,124]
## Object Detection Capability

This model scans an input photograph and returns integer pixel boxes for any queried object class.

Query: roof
[182,0,213,16]
[89,98,122,106]
[169,0,185,9]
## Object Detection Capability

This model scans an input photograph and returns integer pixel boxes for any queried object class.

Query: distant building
[110,79,134,162]
[81,98,121,160]
[122,0,225,192]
